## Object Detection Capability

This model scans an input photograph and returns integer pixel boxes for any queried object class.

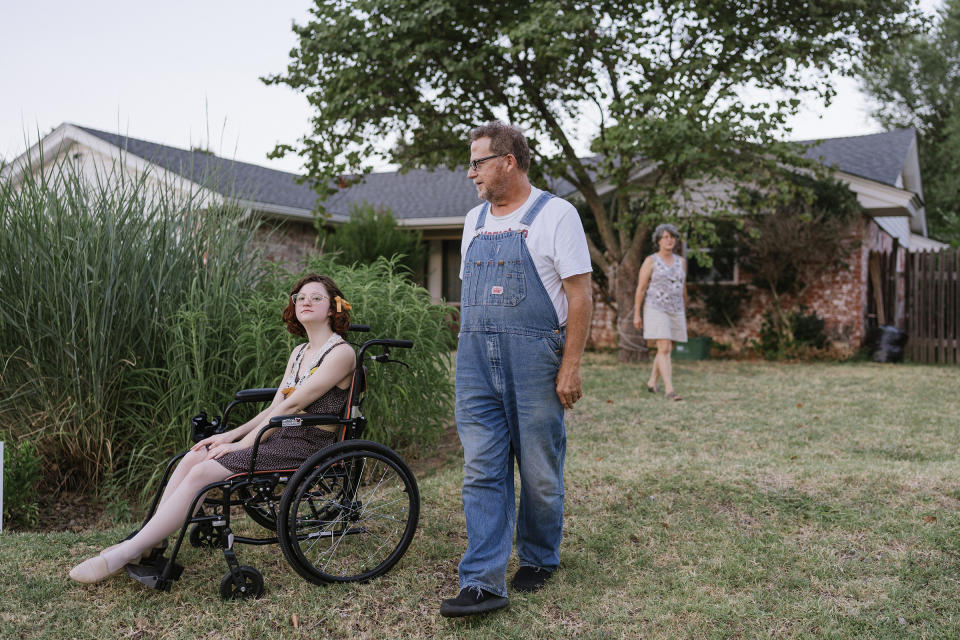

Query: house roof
[77,125,325,216]
[24,124,923,230]
[800,128,915,188]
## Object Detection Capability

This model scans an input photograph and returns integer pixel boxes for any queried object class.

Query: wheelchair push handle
[349,323,371,333]
[359,338,413,368]
[374,339,413,349]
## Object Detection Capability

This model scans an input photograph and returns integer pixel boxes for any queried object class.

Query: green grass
[3,356,959,638]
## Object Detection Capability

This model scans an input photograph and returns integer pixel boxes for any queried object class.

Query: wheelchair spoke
[278,444,419,583]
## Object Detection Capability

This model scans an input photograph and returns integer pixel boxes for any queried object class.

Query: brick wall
[254,219,319,270]
[588,215,900,356]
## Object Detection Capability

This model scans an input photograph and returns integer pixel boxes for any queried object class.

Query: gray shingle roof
[77,125,918,222]
[799,128,916,187]
[77,125,324,214]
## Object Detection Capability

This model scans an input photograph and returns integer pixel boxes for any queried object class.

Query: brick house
[5,123,943,354]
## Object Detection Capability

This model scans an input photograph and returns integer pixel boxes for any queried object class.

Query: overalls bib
[455,191,566,596]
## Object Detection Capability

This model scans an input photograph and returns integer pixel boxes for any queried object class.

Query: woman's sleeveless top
[646,253,685,315]
[281,335,351,414]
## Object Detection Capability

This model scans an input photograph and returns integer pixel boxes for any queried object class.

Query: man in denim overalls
[440,122,593,617]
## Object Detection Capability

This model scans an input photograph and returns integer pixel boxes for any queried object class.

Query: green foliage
[736,174,862,350]
[123,267,298,491]
[1,432,42,528]
[860,0,960,245]
[738,174,863,297]
[300,255,456,449]
[754,307,829,360]
[693,282,748,328]
[321,203,425,280]
[267,0,919,353]
[0,155,263,491]
[0,159,454,502]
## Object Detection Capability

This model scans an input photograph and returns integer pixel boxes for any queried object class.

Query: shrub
[301,255,456,449]
[754,306,829,360]
[693,282,747,327]
[321,203,425,280]
[1,432,41,529]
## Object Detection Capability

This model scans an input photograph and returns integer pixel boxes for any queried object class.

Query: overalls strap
[474,191,554,232]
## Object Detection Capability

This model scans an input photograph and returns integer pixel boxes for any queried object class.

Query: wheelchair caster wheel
[219,566,264,600]
[190,523,224,549]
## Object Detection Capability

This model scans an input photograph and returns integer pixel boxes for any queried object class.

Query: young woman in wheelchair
[70,274,356,584]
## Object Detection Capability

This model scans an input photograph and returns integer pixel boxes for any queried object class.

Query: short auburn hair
[281,274,351,338]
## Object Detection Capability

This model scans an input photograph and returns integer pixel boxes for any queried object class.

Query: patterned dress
[217,336,352,474]
[642,253,688,342]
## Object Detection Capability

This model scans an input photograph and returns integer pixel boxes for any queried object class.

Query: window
[441,239,461,303]
[686,246,737,284]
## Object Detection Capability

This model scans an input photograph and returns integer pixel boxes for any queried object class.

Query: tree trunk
[614,256,649,363]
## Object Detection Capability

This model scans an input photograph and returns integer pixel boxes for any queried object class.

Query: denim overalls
[455,191,566,597]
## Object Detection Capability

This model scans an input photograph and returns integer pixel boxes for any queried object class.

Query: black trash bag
[871,325,907,363]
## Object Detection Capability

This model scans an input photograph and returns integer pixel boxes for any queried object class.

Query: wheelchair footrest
[126,559,185,591]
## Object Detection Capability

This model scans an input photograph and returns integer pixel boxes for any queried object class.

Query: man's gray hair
[652,223,682,249]
[469,121,531,173]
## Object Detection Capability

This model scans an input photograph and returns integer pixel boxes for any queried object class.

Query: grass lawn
[3,354,959,639]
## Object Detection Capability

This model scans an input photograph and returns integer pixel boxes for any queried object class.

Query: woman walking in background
[632,223,687,401]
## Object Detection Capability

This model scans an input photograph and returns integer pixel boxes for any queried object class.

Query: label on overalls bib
[491,286,504,295]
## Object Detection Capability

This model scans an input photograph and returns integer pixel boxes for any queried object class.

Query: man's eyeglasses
[292,293,328,305]
[468,153,508,170]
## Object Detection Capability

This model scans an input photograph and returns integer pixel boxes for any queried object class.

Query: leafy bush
[1,432,41,528]
[301,255,456,449]
[693,282,748,327]
[754,307,829,360]
[321,203,425,280]
[0,155,263,491]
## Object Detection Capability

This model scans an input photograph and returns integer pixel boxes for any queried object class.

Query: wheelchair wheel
[190,522,226,549]
[237,481,286,530]
[219,565,264,600]
[277,440,419,584]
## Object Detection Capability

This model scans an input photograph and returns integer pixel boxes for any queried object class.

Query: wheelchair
[122,325,420,599]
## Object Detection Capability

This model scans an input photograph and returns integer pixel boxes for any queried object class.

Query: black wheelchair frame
[123,325,420,599]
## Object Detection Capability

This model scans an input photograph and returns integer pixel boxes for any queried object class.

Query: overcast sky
[1,1,941,174]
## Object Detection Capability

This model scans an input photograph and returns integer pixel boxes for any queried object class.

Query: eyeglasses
[468,153,508,170]
[292,293,328,305]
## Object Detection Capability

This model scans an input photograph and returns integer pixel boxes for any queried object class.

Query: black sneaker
[511,566,553,592]
[439,586,509,617]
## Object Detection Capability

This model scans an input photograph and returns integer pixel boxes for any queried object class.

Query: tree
[265,0,919,360]
[860,0,960,245]
[736,175,862,349]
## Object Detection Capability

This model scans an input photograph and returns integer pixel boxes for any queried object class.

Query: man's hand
[556,364,582,409]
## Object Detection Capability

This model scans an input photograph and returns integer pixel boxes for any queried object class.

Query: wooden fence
[906,247,960,364]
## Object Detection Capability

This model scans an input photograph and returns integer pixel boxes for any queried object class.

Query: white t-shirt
[460,186,592,325]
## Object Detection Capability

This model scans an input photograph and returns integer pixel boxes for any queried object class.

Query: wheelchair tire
[277,440,419,584]
[219,565,264,600]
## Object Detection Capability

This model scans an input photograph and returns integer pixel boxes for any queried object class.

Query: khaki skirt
[643,304,688,343]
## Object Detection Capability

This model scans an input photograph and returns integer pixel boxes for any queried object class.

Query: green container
[673,337,712,360]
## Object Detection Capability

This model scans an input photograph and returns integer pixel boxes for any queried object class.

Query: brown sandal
[666,391,682,401]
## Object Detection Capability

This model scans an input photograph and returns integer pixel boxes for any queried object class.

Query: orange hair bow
[334,296,352,313]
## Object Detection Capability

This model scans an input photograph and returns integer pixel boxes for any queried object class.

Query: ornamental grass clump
[301,254,456,449]
[0,154,262,492]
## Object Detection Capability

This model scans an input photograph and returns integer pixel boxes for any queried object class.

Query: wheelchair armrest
[234,387,278,403]
[267,413,344,428]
